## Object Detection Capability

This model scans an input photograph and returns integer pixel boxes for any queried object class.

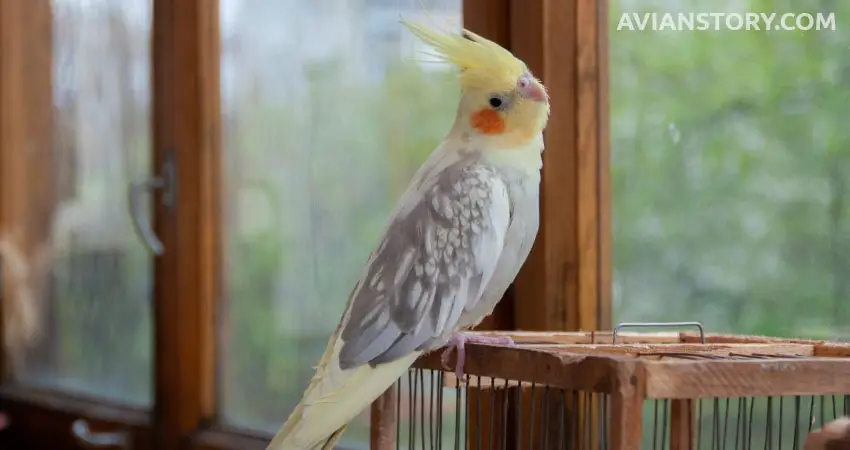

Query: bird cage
[368,322,850,450]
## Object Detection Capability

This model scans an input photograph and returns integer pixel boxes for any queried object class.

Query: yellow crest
[400,19,527,92]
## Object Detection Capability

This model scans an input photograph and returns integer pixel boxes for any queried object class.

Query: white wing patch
[338,161,511,369]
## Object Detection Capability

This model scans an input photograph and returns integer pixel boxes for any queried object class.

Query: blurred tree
[612,0,850,340]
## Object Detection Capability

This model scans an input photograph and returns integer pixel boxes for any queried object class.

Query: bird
[267,18,551,450]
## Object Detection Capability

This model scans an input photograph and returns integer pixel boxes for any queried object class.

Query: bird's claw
[440,333,516,381]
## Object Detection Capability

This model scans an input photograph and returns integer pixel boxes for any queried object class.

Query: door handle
[128,152,177,256]
[71,419,132,449]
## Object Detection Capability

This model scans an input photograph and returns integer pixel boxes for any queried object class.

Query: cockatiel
[267,19,550,450]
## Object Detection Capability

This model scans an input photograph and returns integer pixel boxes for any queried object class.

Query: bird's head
[402,20,550,149]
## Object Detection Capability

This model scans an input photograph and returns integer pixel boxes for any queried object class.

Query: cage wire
[374,322,850,450]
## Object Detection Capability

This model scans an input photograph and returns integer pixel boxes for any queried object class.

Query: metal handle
[128,152,176,256]
[71,419,132,449]
[612,321,706,344]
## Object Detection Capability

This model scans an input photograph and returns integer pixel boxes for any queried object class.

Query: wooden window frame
[467,0,611,334]
[510,0,611,333]
[0,0,609,449]
[370,1,611,448]
[0,0,149,448]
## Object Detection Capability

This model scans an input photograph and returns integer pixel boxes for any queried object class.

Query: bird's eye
[488,94,508,110]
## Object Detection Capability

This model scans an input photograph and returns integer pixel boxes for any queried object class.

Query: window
[0,0,609,449]
[610,1,850,340]
[25,0,154,407]
[219,0,461,444]
[0,0,153,448]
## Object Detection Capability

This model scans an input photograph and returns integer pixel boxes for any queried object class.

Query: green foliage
[219,58,458,433]
[611,0,850,338]
[610,3,850,443]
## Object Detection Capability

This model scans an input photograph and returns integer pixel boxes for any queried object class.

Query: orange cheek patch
[470,108,505,135]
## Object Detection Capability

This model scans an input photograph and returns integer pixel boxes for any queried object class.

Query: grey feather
[338,160,511,370]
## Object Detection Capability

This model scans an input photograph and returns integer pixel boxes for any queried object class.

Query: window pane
[611,2,850,339]
[219,0,462,443]
[9,0,153,406]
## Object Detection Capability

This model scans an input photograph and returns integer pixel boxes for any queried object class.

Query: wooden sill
[0,386,367,450]
[190,427,269,450]
[0,384,151,449]
[190,426,367,450]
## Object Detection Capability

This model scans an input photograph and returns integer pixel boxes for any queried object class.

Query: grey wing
[338,163,512,370]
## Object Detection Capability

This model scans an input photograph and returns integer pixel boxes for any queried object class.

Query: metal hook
[612,321,706,344]
[71,419,132,449]
[127,152,176,255]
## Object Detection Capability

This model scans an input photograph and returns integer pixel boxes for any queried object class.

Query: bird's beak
[520,79,549,103]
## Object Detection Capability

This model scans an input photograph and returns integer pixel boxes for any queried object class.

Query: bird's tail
[265,331,419,450]
[266,330,343,450]
[266,380,347,450]
[268,401,346,450]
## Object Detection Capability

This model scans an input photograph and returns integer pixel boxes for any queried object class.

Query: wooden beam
[669,399,695,450]
[416,338,850,398]
[609,362,644,450]
[503,2,611,447]
[509,0,611,332]
[0,386,152,449]
[369,384,398,450]
[0,0,56,380]
[597,0,613,332]
[152,0,221,447]
[463,0,510,45]
[463,0,515,332]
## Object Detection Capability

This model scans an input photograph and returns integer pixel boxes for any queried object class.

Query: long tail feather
[266,330,419,450]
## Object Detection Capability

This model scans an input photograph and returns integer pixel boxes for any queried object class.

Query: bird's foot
[440,333,516,381]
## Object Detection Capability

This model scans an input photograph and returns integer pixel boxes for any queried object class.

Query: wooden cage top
[413,331,850,399]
